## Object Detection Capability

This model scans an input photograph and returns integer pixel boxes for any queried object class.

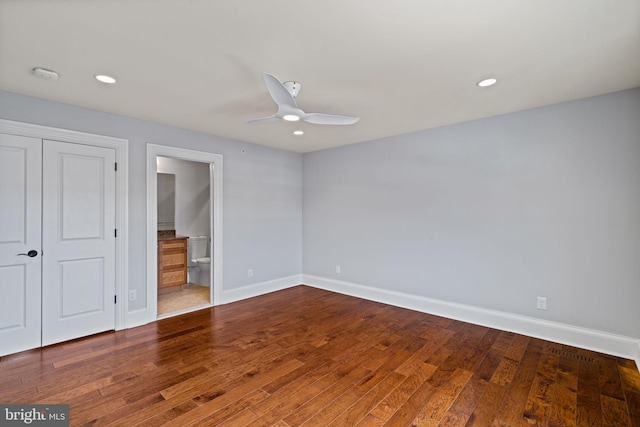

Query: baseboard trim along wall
[218,275,302,305]
[302,274,640,369]
[122,276,301,330]
[122,274,639,371]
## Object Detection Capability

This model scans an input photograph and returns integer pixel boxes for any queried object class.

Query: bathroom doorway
[157,157,209,316]
[146,145,223,321]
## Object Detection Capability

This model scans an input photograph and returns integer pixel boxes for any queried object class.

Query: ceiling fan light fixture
[283,114,300,122]
[477,78,497,87]
[95,74,117,84]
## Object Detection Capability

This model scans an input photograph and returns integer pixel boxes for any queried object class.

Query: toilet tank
[188,236,208,260]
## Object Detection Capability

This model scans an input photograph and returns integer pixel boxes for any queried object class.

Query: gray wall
[303,88,640,339]
[0,90,303,311]
[157,157,210,240]
[3,88,639,340]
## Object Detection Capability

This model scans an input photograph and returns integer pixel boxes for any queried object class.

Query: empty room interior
[1,1,639,426]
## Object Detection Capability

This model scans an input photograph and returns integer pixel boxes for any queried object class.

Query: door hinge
[115,162,118,171]
[114,295,117,304]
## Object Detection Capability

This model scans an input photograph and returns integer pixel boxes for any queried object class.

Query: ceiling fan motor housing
[283,81,300,98]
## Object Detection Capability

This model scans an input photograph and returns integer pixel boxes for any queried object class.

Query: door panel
[0,134,42,356]
[59,258,105,318]
[60,155,106,240]
[42,140,116,346]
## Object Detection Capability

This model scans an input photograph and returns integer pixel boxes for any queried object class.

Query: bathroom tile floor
[157,283,210,316]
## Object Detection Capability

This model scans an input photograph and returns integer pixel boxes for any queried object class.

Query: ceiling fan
[247,73,359,126]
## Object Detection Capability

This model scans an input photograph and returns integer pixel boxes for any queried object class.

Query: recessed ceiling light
[293,130,304,136]
[477,78,497,87]
[283,114,300,122]
[95,74,116,84]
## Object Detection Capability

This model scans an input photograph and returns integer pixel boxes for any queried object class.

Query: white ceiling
[1,1,639,153]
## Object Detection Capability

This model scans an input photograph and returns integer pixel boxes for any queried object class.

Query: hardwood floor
[1,286,638,426]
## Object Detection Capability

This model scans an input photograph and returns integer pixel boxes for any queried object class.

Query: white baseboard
[302,274,640,364]
[121,274,640,370]
[218,275,302,305]
[120,275,301,329]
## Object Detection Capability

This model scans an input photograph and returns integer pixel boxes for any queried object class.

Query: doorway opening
[146,145,223,321]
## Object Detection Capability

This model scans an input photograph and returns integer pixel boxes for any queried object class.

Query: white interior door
[41,140,116,346]
[0,134,43,356]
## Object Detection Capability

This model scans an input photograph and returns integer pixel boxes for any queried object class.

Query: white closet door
[41,140,116,346]
[0,134,42,356]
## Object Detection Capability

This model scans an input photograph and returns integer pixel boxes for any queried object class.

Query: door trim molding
[0,119,129,331]
[146,144,223,321]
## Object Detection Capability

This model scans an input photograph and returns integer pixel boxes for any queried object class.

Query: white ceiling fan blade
[263,73,297,108]
[247,115,279,125]
[302,112,360,125]
[248,73,359,126]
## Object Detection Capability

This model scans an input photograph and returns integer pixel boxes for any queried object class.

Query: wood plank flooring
[1,285,639,426]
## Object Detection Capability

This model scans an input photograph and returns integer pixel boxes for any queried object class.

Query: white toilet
[188,236,210,287]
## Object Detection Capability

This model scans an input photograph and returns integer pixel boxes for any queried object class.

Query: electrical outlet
[537,296,547,310]
[336,265,341,274]
[248,269,253,278]
[128,290,137,301]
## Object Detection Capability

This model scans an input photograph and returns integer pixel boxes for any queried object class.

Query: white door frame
[146,144,223,320]
[0,119,129,330]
